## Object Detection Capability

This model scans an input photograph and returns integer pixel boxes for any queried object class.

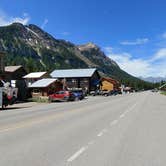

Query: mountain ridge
[0,22,153,89]
[139,76,166,83]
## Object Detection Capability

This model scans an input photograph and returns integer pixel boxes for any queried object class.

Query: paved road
[0,92,165,166]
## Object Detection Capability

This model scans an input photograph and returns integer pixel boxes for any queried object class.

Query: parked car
[101,90,121,96]
[72,89,85,100]
[90,89,122,97]
[101,90,111,96]
[48,90,75,102]
[90,90,102,96]
[151,88,158,92]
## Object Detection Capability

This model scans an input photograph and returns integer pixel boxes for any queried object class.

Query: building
[23,72,48,87]
[29,78,63,97]
[5,65,27,81]
[50,68,101,92]
[100,77,120,91]
[4,65,27,100]
[0,52,27,81]
[0,53,27,100]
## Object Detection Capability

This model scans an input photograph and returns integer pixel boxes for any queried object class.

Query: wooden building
[5,65,27,101]
[0,52,27,81]
[100,77,120,91]
[50,68,101,92]
[29,78,63,97]
[23,72,48,87]
[0,53,27,100]
[5,66,27,81]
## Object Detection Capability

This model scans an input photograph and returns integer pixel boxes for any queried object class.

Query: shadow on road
[0,107,27,111]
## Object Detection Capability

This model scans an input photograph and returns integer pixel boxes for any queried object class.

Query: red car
[48,90,75,102]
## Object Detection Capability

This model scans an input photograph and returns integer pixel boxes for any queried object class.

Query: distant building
[23,72,48,87]
[29,78,63,97]
[50,68,101,92]
[100,77,120,91]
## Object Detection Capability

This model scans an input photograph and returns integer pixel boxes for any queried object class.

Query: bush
[161,91,166,96]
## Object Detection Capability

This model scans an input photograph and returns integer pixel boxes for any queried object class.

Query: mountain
[0,23,153,89]
[0,23,89,71]
[139,76,166,83]
[77,43,140,82]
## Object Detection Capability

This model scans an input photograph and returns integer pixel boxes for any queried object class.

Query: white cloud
[104,46,166,77]
[41,18,48,29]
[0,10,30,26]
[152,48,166,61]
[120,38,149,45]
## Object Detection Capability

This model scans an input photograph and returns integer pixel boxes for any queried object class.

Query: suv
[72,89,85,100]
[49,90,75,102]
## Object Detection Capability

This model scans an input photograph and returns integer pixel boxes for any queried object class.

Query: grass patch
[161,91,166,95]
[27,97,49,103]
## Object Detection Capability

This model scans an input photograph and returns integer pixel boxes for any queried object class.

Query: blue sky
[0,0,166,77]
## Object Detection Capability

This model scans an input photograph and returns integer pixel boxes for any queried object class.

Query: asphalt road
[0,92,165,166]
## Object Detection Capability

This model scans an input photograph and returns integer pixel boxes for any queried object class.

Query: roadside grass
[161,91,166,96]
[28,97,49,103]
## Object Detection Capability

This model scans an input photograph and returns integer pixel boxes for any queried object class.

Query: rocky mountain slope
[0,23,152,88]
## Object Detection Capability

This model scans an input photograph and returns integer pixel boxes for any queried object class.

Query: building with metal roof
[30,78,57,88]
[50,68,101,92]
[23,72,47,79]
[23,72,48,87]
[4,65,27,80]
[5,66,23,73]
[29,78,63,97]
[50,68,97,78]
[3,65,27,101]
